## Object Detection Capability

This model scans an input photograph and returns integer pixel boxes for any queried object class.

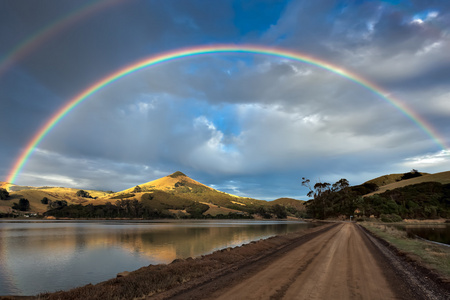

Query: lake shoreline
[0,219,314,297]
[17,221,449,300]
[2,220,449,299]
[0,222,330,300]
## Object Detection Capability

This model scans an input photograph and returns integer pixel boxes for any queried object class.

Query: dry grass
[117,173,213,195]
[364,173,405,187]
[0,181,12,189]
[402,219,448,224]
[361,222,450,278]
[366,171,450,196]
[4,188,107,213]
[0,205,12,213]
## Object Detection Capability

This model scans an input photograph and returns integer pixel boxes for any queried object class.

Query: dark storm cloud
[1,0,450,199]
[1,0,237,97]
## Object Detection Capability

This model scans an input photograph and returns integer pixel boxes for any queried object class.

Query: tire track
[269,224,345,299]
[209,224,345,300]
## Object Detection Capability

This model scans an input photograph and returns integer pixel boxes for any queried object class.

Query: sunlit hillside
[2,186,110,213]
[364,174,406,187]
[117,171,214,194]
[107,171,269,208]
[364,172,429,188]
[0,181,16,191]
[0,172,307,218]
[365,171,450,196]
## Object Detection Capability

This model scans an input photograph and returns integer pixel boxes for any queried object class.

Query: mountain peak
[168,171,187,178]
[117,171,210,194]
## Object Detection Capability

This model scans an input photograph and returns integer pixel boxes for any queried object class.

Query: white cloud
[416,41,442,56]
[412,10,439,24]
[401,150,450,170]
[193,116,226,151]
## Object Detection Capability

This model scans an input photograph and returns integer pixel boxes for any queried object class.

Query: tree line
[44,199,253,219]
[302,172,450,220]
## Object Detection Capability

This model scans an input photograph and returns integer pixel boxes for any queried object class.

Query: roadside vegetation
[361,222,450,278]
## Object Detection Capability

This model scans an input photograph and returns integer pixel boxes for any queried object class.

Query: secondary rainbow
[0,0,124,78]
[6,44,448,185]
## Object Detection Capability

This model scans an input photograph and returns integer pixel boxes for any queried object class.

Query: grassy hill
[117,171,214,194]
[1,185,111,213]
[364,171,430,187]
[0,181,11,189]
[365,171,450,196]
[269,198,306,211]
[364,173,405,187]
[1,172,304,219]
[107,171,269,213]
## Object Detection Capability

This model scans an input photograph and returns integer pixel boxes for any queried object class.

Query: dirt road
[205,222,401,299]
[166,222,445,300]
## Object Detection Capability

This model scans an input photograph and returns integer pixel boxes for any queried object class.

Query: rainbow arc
[6,44,448,185]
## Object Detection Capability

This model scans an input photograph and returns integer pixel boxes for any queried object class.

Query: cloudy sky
[1,0,449,200]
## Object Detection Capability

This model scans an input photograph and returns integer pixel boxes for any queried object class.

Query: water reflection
[0,220,314,295]
[398,224,450,245]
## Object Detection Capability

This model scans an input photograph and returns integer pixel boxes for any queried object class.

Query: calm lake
[0,219,315,296]
[395,224,450,245]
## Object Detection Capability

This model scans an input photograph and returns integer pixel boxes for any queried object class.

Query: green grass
[361,222,450,278]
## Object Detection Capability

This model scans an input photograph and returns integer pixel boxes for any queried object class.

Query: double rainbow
[6,44,448,185]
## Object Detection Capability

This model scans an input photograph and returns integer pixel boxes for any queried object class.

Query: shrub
[110,193,135,199]
[48,200,67,209]
[41,197,49,204]
[380,213,402,223]
[0,188,9,200]
[401,169,422,180]
[76,190,91,198]
[175,181,185,187]
[13,198,30,211]
[271,204,287,219]
[185,202,209,217]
